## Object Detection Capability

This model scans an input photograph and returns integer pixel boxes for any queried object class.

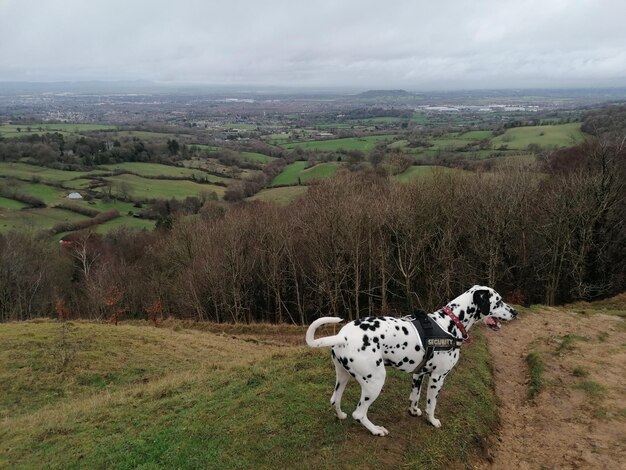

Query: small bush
[572,367,589,377]
[526,351,544,399]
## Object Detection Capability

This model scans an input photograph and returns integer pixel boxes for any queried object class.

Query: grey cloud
[0,0,624,89]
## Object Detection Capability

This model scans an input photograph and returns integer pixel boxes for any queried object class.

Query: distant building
[67,192,83,200]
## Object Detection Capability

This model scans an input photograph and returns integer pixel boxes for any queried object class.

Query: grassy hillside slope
[0,321,497,469]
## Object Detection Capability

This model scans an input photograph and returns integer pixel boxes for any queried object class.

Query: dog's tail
[306,317,345,348]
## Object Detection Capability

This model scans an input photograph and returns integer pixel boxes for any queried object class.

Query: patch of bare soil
[476,307,626,469]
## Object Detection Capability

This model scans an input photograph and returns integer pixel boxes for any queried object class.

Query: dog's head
[471,285,517,331]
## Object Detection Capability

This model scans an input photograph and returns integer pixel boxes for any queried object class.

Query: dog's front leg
[408,372,426,416]
[424,373,447,428]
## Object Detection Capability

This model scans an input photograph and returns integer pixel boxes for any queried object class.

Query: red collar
[442,306,471,344]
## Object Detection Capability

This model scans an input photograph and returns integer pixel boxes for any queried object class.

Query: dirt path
[477,307,626,469]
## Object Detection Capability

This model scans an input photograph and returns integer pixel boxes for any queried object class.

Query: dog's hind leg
[330,355,350,419]
[352,368,388,436]
[408,372,427,416]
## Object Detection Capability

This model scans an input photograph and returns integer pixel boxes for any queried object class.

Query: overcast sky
[1,0,625,90]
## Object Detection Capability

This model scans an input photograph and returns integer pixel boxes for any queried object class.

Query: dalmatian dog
[305,285,517,436]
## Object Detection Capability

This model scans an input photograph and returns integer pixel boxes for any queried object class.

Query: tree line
[0,136,624,324]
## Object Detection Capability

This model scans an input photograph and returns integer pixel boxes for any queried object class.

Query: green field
[101,174,226,200]
[282,134,397,152]
[394,165,462,183]
[0,321,496,469]
[0,163,95,185]
[0,123,116,138]
[492,123,585,150]
[96,215,156,233]
[101,162,228,183]
[0,180,69,205]
[271,162,339,186]
[248,186,308,204]
[113,130,192,140]
[0,207,89,232]
[0,196,28,210]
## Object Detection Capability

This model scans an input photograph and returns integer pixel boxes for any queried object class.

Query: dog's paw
[336,411,347,420]
[427,417,441,428]
[408,406,422,417]
[371,426,389,436]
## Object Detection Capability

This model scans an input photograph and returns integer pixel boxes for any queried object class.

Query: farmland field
[96,215,155,233]
[394,165,461,182]
[0,196,28,210]
[0,123,116,138]
[0,207,89,232]
[248,186,308,204]
[0,181,69,205]
[492,123,585,149]
[100,174,226,200]
[0,162,95,184]
[281,134,397,152]
[271,162,339,186]
[101,162,219,180]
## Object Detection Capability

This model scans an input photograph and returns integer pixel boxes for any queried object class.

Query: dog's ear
[473,289,491,316]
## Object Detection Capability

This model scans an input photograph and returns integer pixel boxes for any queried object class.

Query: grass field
[101,162,226,182]
[0,207,89,232]
[112,130,192,140]
[394,165,462,183]
[0,196,28,210]
[248,186,308,204]
[271,162,339,186]
[0,321,497,469]
[101,174,226,200]
[96,215,155,233]
[0,163,95,184]
[0,180,69,205]
[282,134,397,152]
[492,123,585,149]
[0,124,116,138]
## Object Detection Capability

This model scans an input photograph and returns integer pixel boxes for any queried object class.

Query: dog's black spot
[364,397,369,401]
[439,312,446,318]
[354,319,362,326]
[402,357,409,363]
[415,345,421,351]
[355,418,361,423]
[380,334,385,339]
[361,334,371,351]
[403,342,408,347]
[335,383,340,391]
[430,385,436,389]
[458,310,465,321]
[427,399,431,404]
[349,358,354,362]
[432,366,437,370]
[367,374,372,378]
[448,323,456,334]
[376,359,382,366]
[402,326,409,335]
[409,359,415,364]
[373,337,379,343]
[395,326,400,331]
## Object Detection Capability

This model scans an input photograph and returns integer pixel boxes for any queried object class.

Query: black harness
[409,311,463,373]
